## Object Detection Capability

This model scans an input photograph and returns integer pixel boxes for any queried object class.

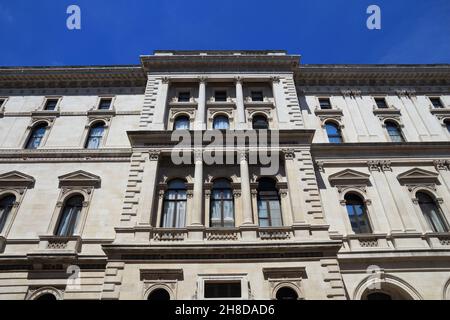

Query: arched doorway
[147,288,171,301]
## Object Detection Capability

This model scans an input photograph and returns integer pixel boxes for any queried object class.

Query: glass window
[147,288,170,300]
[430,98,443,109]
[375,98,388,109]
[85,122,105,149]
[0,99,5,108]
[417,192,448,233]
[0,194,15,233]
[325,122,343,143]
[257,178,282,227]
[385,121,405,142]
[252,115,269,130]
[98,98,112,110]
[174,116,190,130]
[204,282,241,298]
[345,194,372,234]
[276,287,299,300]
[251,91,264,102]
[55,195,84,236]
[210,179,234,228]
[44,99,58,111]
[445,119,450,133]
[161,179,187,228]
[319,98,332,109]
[178,92,190,102]
[214,91,227,102]
[36,294,57,301]
[25,123,47,149]
[213,115,230,130]
[366,292,392,300]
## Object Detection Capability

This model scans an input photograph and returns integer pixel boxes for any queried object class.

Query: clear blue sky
[0,0,449,66]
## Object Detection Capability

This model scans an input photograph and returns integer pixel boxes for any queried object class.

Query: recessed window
[161,179,187,228]
[430,97,444,109]
[174,116,190,130]
[178,92,191,102]
[345,193,372,234]
[366,292,392,300]
[0,99,6,108]
[325,122,343,143]
[204,282,241,299]
[251,91,264,102]
[417,192,448,233]
[213,115,230,130]
[25,123,47,149]
[0,194,16,233]
[210,179,234,227]
[44,99,58,111]
[36,294,57,301]
[85,122,105,149]
[252,115,269,130]
[385,121,405,142]
[319,98,332,110]
[147,288,171,301]
[257,178,282,227]
[374,98,388,109]
[276,287,299,300]
[55,195,84,236]
[445,119,450,133]
[214,91,227,102]
[98,98,112,110]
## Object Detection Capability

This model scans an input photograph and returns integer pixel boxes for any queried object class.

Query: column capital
[271,76,280,83]
[161,77,170,84]
[238,149,248,162]
[198,76,208,84]
[234,76,244,84]
[282,149,295,160]
[194,149,203,162]
[148,150,161,161]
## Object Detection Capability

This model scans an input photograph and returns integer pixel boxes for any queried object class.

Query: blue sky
[0,0,449,66]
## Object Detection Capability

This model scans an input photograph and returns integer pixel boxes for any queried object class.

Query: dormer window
[178,92,190,102]
[44,99,59,111]
[319,98,332,110]
[98,98,112,110]
[430,97,444,109]
[214,91,227,102]
[375,98,388,109]
[251,91,264,102]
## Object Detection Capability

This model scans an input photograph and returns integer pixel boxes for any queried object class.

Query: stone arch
[353,273,422,300]
[27,286,63,300]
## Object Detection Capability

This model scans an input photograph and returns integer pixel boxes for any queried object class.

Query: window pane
[214,91,227,102]
[178,92,190,102]
[325,123,343,143]
[251,91,264,102]
[162,201,175,228]
[98,98,112,110]
[253,116,269,129]
[375,98,387,109]
[0,195,15,233]
[386,123,404,142]
[204,282,241,298]
[44,99,58,111]
[345,194,372,234]
[319,98,331,109]
[418,192,448,232]
[430,98,443,109]
[56,196,83,236]
[26,125,46,149]
[85,124,105,149]
[445,120,450,133]
[174,116,190,130]
[213,116,230,130]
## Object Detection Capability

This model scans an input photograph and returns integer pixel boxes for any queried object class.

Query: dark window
[252,115,269,130]
[204,282,241,298]
[325,122,343,143]
[36,294,57,301]
[417,192,448,233]
[147,288,170,300]
[251,91,264,102]
[276,287,299,300]
[178,92,191,102]
[214,91,227,102]
[85,122,105,149]
[0,194,16,233]
[445,119,450,133]
[385,121,405,142]
[345,193,372,234]
[213,115,230,130]
[0,99,5,108]
[375,98,388,109]
[319,98,332,109]
[162,179,187,228]
[210,179,234,228]
[430,98,444,109]
[44,99,58,111]
[366,292,392,300]
[98,98,112,110]
[55,195,84,236]
[25,123,47,149]
[174,116,190,130]
[257,178,282,227]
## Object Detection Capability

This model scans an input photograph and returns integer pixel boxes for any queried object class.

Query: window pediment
[397,168,439,185]
[0,171,35,188]
[328,169,370,187]
[58,170,101,188]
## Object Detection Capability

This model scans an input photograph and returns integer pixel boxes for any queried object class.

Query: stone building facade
[0,51,449,300]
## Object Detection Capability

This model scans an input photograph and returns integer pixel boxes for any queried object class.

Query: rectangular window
[214,91,227,102]
[0,99,5,108]
[98,98,112,110]
[319,98,332,109]
[178,91,190,102]
[204,282,241,299]
[251,91,264,102]
[430,97,444,109]
[375,98,388,109]
[44,99,59,111]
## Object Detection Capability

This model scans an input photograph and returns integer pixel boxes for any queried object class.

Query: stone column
[153,77,170,130]
[235,77,246,129]
[195,77,207,130]
[271,76,288,124]
[188,149,205,240]
[283,150,306,224]
[239,150,254,225]
[138,151,160,226]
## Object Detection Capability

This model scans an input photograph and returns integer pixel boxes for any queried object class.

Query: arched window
[276,287,299,300]
[85,122,105,149]
[325,122,343,143]
[345,193,372,234]
[55,195,84,236]
[36,293,57,301]
[174,116,190,130]
[0,194,15,233]
[25,123,47,149]
[161,179,187,228]
[444,119,450,133]
[366,292,392,300]
[417,192,448,233]
[252,115,269,130]
[257,178,282,227]
[210,179,234,228]
[147,288,171,300]
[213,115,230,130]
[385,121,405,142]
